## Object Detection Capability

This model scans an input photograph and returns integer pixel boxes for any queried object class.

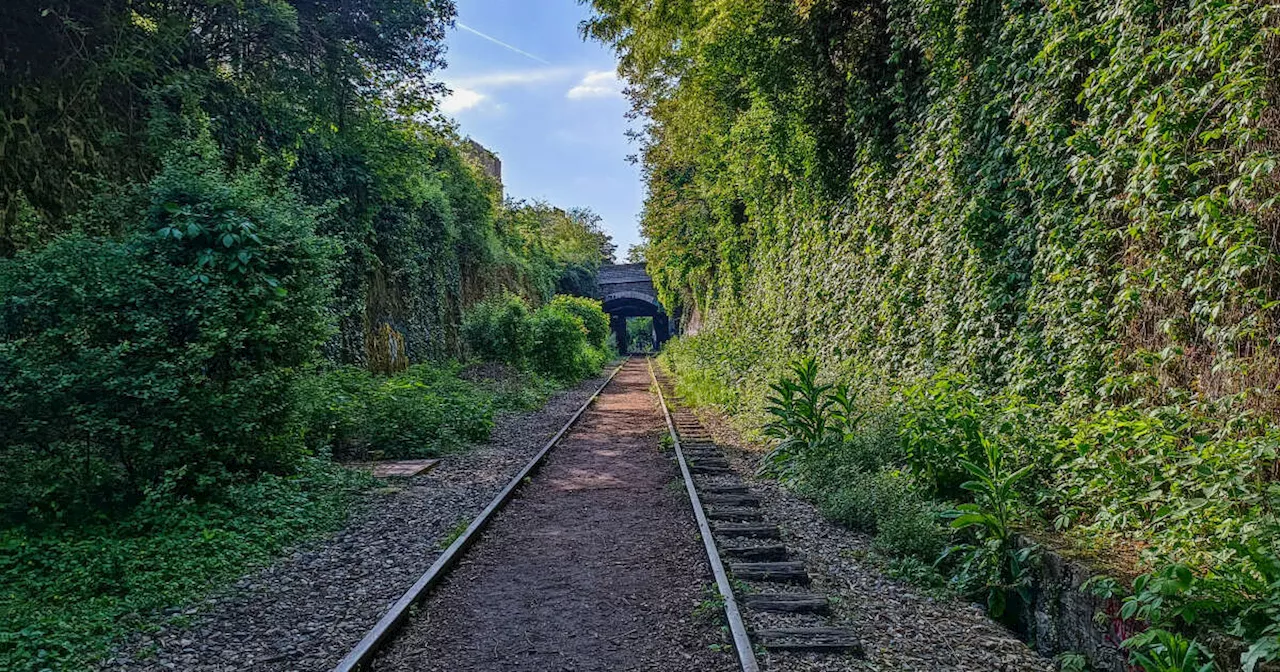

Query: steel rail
[647,357,760,672]
[331,358,629,672]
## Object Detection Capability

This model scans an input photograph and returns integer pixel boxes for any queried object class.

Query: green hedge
[463,294,611,381]
[0,145,334,524]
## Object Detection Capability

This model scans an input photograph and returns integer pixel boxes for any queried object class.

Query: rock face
[463,139,501,189]
[1017,541,1129,672]
[1017,539,1269,672]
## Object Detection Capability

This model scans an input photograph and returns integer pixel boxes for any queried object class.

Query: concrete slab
[350,459,441,478]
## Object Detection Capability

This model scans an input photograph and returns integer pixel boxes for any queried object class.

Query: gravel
[687,406,1056,672]
[100,370,615,672]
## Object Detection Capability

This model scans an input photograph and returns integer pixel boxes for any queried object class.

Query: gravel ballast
[101,369,615,672]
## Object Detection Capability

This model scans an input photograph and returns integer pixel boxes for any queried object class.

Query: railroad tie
[752,627,863,654]
[702,485,749,495]
[741,593,830,614]
[705,508,764,522]
[702,493,759,507]
[730,561,811,584]
[720,544,789,561]
[713,522,780,539]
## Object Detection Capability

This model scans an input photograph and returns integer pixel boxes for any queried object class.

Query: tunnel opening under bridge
[598,264,675,355]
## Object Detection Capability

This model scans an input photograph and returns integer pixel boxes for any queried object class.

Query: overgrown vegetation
[603,0,1280,664]
[627,316,655,353]
[1,459,369,669]
[0,1,616,669]
[463,293,612,382]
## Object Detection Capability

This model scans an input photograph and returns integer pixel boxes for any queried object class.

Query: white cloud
[447,67,577,90]
[567,71,624,100]
[440,86,487,114]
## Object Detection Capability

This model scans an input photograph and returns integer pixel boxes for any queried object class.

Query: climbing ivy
[588,0,1280,568]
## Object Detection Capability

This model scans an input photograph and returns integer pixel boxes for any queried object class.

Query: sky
[438,0,643,258]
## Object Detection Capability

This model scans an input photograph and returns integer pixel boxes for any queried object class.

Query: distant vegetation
[627,316,655,353]
[0,1,614,668]
[590,0,1280,668]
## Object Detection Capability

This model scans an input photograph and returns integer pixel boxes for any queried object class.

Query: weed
[1055,652,1088,672]
[439,519,471,550]
[693,585,726,623]
[941,433,1037,618]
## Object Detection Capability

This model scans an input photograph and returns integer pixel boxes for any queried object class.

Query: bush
[462,293,533,367]
[549,295,610,349]
[463,293,609,383]
[528,305,591,380]
[297,364,495,460]
[0,146,334,524]
[874,501,947,562]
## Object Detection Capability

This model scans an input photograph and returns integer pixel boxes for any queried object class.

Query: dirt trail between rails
[373,358,734,672]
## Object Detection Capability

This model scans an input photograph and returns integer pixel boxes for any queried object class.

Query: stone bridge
[598,263,673,353]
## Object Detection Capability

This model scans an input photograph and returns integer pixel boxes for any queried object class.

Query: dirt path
[373,359,734,672]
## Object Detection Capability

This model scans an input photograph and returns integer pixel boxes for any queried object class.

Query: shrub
[462,293,533,367]
[820,468,920,532]
[463,293,608,383]
[528,304,591,380]
[658,333,747,411]
[0,147,334,524]
[874,501,947,563]
[549,295,610,349]
[297,364,495,460]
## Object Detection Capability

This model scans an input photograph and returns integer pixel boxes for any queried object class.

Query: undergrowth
[660,345,1280,669]
[0,458,369,671]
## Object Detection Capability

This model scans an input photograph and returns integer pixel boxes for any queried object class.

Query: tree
[625,242,648,263]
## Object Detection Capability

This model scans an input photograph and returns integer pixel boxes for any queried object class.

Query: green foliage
[0,146,334,524]
[463,293,610,382]
[1048,406,1276,561]
[550,295,610,349]
[0,458,369,671]
[588,0,1280,573]
[657,332,746,411]
[1123,630,1215,672]
[1092,538,1280,671]
[491,201,617,305]
[463,294,535,367]
[761,358,833,479]
[0,2,620,669]
[872,494,947,563]
[1,0,456,254]
[528,305,593,381]
[296,364,495,460]
[1055,652,1088,672]
[627,316,655,353]
[942,435,1038,618]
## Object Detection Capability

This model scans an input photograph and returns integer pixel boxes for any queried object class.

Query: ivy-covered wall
[588,0,1279,562]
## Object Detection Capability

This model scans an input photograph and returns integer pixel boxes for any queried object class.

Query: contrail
[456,23,551,65]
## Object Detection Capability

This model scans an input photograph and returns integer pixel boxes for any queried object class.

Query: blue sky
[439,0,643,258]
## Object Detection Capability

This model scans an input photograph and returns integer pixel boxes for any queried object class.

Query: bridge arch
[597,264,675,353]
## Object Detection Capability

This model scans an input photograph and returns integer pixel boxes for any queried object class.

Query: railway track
[329,359,628,672]
[328,355,860,672]
[648,359,864,668]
